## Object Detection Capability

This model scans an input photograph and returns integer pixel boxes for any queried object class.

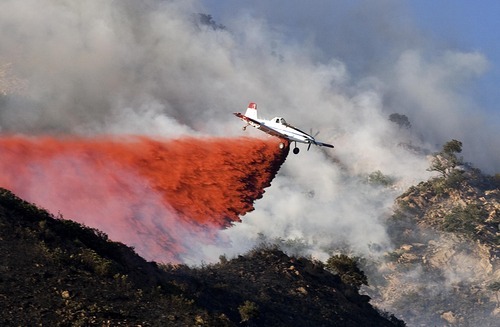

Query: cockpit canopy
[272,117,287,125]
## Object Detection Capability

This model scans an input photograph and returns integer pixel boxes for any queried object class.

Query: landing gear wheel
[293,147,300,154]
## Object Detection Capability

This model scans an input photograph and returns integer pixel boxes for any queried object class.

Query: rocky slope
[0,188,404,326]
[367,167,499,326]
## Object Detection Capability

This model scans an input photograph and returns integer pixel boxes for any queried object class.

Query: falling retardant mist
[0,135,289,262]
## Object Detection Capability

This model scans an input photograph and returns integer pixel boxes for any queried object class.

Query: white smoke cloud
[2,1,499,325]
[201,0,499,172]
[0,0,223,134]
[1,2,498,324]
[2,0,496,166]
[0,0,495,252]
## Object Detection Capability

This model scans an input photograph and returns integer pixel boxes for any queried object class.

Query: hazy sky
[407,0,500,120]
[202,0,500,125]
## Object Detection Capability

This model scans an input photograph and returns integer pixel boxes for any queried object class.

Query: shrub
[442,204,486,237]
[367,170,394,187]
[494,174,500,188]
[444,169,465,188]
[219,254,228,264]
[325,254,368,289]
[238,300,259,322]
[78,248,116,277]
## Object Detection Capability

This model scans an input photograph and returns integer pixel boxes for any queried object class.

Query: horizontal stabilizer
[319,142,334,148]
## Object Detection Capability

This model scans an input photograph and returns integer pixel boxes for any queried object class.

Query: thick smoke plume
[0,0,496,261]
[0,135,288,262]
[0,1,498,323]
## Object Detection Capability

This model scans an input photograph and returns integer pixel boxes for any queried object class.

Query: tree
[428,139,463,177]
[442,139,463,155]
[196,13,226,30]
[389,113,411,129]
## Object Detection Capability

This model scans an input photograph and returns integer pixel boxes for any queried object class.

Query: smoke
[1,0,498,324]
[0,135,288,262]
[1,0,497,164]
[0,0,494,255]
[202,0,499,172]
[0,0,497,288]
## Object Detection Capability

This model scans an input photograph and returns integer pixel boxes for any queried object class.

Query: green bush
[367,170,394,187]
[325,254,368,289]
[444,169,465,188]
[78,248,116,277]
[442,204,486,237]
[238,300,259,322]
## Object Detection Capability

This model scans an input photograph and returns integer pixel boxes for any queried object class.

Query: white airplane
[234,102,334,154]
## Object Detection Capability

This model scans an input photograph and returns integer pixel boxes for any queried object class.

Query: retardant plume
[0,135,289,262]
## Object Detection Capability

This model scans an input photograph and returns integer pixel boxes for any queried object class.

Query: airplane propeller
[307,128,320,151]
[310,128,320,138]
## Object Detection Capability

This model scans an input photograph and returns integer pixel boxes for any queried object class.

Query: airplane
[234,102,334,154]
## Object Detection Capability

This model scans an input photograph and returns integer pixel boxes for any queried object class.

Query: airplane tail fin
[245,102,258,120]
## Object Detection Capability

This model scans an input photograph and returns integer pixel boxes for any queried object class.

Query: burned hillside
[0,188,404,326]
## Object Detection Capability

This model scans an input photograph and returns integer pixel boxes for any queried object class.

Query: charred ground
[0,188,403,326]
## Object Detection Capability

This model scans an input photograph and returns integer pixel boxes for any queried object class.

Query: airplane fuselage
[257,117,313,145]
[234,102,333,154]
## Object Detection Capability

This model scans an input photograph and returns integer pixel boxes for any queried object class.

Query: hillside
[367,166,499,326]
[0,188,404,326]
